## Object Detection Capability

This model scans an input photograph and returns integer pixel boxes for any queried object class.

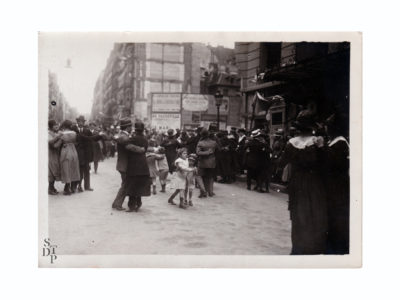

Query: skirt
[126,175,151,197]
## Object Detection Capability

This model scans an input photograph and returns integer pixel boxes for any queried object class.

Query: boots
[48,181,58,195]
[63,183,71,195]
[152,185,157,195]
[160,184,166,193]
[179,197,186,209]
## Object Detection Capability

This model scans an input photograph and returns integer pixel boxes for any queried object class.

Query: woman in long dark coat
[280,110,328,255]
[244,130,268,192]
[161,129,180,174]
[125,122,151,212]
[324,116,350,254]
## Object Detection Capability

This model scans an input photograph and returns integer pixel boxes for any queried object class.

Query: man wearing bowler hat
[111,118,146,210]
[73,115,103,192]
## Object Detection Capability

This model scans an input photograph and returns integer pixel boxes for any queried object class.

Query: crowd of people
[48,109,349,255]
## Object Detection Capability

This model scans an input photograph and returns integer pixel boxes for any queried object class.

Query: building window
[146,44,163,60]
[163,63,184,81]
[146,61,163,79]
[163,45,184,62]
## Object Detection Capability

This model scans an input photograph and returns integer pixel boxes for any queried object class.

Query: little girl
[168,148,194,209]
[146,147,158,195]
[155,147,169,193]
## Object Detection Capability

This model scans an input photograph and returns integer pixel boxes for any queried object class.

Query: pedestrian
[59,120,81,195]
[169,148,195,209]
[236,128,247,175]
[89,122,103,174]
[324,114,350,254]
[146,147,159,195]
[186,154,203,205]
[196,128,219,197]
[125,122,151,212]
[187,153,207,198]
[111,118,145,211]
[73,115,102,192]
[155,147,169,193]
[279,110,328,255]
[217,131,231,183]
[161,129,180,174]
[244,129,268,192]
[48,120,62,195]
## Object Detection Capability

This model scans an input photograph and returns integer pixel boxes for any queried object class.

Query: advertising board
[151,113,181,131]
[152,93,181,112]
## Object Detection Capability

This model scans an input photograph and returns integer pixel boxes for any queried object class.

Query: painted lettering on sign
[182,94,209,112]
[152,94,181,112]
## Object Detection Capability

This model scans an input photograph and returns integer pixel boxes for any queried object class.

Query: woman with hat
[125,122,151,212]
[59,120,81,195]
[244,129,269,192]
[324,114,350,254]
[279,110,328,254]
[48,120,62,195]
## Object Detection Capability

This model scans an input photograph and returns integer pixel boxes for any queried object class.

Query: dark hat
[76,115,86,122]
[167,129,174,136]
[230,127,237,131]
[48,119,57,129]
[238,128,246,134]
[134,121,145,131]
[120,118,132,129]
[293,110,315,131]
[200,128,209,138]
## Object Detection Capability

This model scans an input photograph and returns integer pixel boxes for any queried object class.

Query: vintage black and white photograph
[38,32,362,267]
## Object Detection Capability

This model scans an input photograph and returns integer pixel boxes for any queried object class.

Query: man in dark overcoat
[111,118,146,210]
[73,115,102,192]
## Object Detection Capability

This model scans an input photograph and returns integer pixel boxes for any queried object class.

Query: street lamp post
[214,90,223,131]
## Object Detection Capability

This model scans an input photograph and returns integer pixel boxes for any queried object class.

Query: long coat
[73,126,101,165]
[126,133,151,197]
[280,136,328,255]
[244,138,268,170]
[324,137,350,254]
[196,138,218,169]
[59,131,80,184]
[161,136,180,173]
[48,130,62,182]
[115,131,130,173]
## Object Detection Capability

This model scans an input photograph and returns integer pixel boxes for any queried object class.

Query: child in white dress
[168,148,194,209]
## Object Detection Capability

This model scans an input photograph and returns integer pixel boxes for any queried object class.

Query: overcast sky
[40,33,235,114]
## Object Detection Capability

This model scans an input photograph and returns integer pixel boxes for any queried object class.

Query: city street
[49,157,291,255]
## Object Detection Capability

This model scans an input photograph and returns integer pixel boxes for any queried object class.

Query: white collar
[328,136,349,147]
[62,130,75,134]
[289,136,317,149]
[238,135,246,142]
[121,131,129,136]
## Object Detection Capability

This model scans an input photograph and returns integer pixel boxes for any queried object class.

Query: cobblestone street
[49,157,291,255]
